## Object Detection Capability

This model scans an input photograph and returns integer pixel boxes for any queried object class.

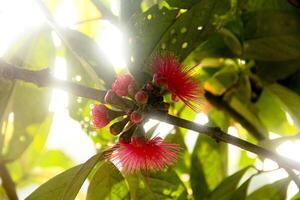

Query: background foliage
[0,0,300,199]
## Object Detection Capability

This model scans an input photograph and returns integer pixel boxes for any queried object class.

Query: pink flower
[92,104,110,128]
[110,137,179,173]
[150,54,203,111]
[112,74,136,97]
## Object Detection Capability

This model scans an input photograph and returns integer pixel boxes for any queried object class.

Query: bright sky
[0,0,299,199]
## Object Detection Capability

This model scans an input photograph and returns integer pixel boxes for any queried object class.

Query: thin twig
[205,91,300,189]
[1,60,300,174]
[0,164,18,200]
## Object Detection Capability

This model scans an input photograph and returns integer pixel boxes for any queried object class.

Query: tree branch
[0,164,18,200]
[204,91,300,189]
[1,60,300,175]
[0,60,106,101]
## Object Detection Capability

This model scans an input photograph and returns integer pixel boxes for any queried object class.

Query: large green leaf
[127,169,188,200]
[190,134,227,200]
[0,28,54,161]
[255,59,300,83]
[62,29,116,86]
[246,178,290,200]
[256,89,298,135]
[231,177,252,200]
[126,0,231,83]
[242,11,300,61]
[268,84,300,128]
[208,167,250,200]
[26,153,104,200]
[87,162,129,200]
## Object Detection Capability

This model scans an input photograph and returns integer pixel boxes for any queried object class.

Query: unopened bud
[130,111,143,124]
[134,90,148,104]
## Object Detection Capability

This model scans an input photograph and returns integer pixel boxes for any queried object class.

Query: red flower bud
[134,90,148,104]
[112,74,136,97]
[130,111,143,124]
[92,104,109,128]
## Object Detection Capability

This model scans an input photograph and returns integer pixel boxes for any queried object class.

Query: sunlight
[54,0,78,27]
[185,112,209,153]
[0,0,45,56]
[96,21,127,71]
[227,126,240,175]
[143,119,174,138]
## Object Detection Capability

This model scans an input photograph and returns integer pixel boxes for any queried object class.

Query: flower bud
[130,111,143,124]
[134,90,148,104]
[91,104,125,128]
[112,74,136,97]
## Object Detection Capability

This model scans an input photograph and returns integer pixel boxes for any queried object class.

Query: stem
[151,112,300,171]
[0,60,106,102]
[1,59,300,176]
[0,164,18,200]
[205,91,300,189]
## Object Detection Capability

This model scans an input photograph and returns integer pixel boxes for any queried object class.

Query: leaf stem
[0,164,18,200]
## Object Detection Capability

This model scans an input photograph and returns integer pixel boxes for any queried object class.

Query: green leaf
[190,134,227,199]
[231,177,252,200]
[255,59,300,83]
[62,29,116,86]
[127,0,231,82]
[208,167,250,200]
[127,169,188,200]
[268,84,300,128]
[242,11,300,61]
[26,153,104,200]
[256,89,298,135]
[120,0,142,21]
[1,82,50,161]
[246,178,290,200]
[87,162,129,200]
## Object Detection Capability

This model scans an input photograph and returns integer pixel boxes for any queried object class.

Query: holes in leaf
[74,75,81,82]
[180,27,187,34]
[171,38,177,44]
[19,135,26,142]
[147,14,152,20]
[197,26,203,30]
[181,42,188,49]
[130,56,135,63]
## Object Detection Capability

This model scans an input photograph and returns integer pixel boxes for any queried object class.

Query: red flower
[92,104,110,128]
[150,54,203,111]
[110,137,179,173]
[112,74,136,97]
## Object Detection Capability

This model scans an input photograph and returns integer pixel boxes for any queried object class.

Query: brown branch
[0,164,18,200]
[205,92,266,140]
[0,60,106,102]
[1,59,300,178]
[204,91,300,188]
[151,112,300,171]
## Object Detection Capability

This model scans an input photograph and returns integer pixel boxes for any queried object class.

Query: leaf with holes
[126,0,231,83]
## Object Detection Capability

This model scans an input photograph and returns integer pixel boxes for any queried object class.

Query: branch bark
[0,164,18,200]
[1,60,300,176]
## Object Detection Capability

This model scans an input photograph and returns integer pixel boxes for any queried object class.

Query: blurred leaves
[127,169,187,200]
[26,152,104,200]
[190,134,227,199]
[246,178,290,200]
